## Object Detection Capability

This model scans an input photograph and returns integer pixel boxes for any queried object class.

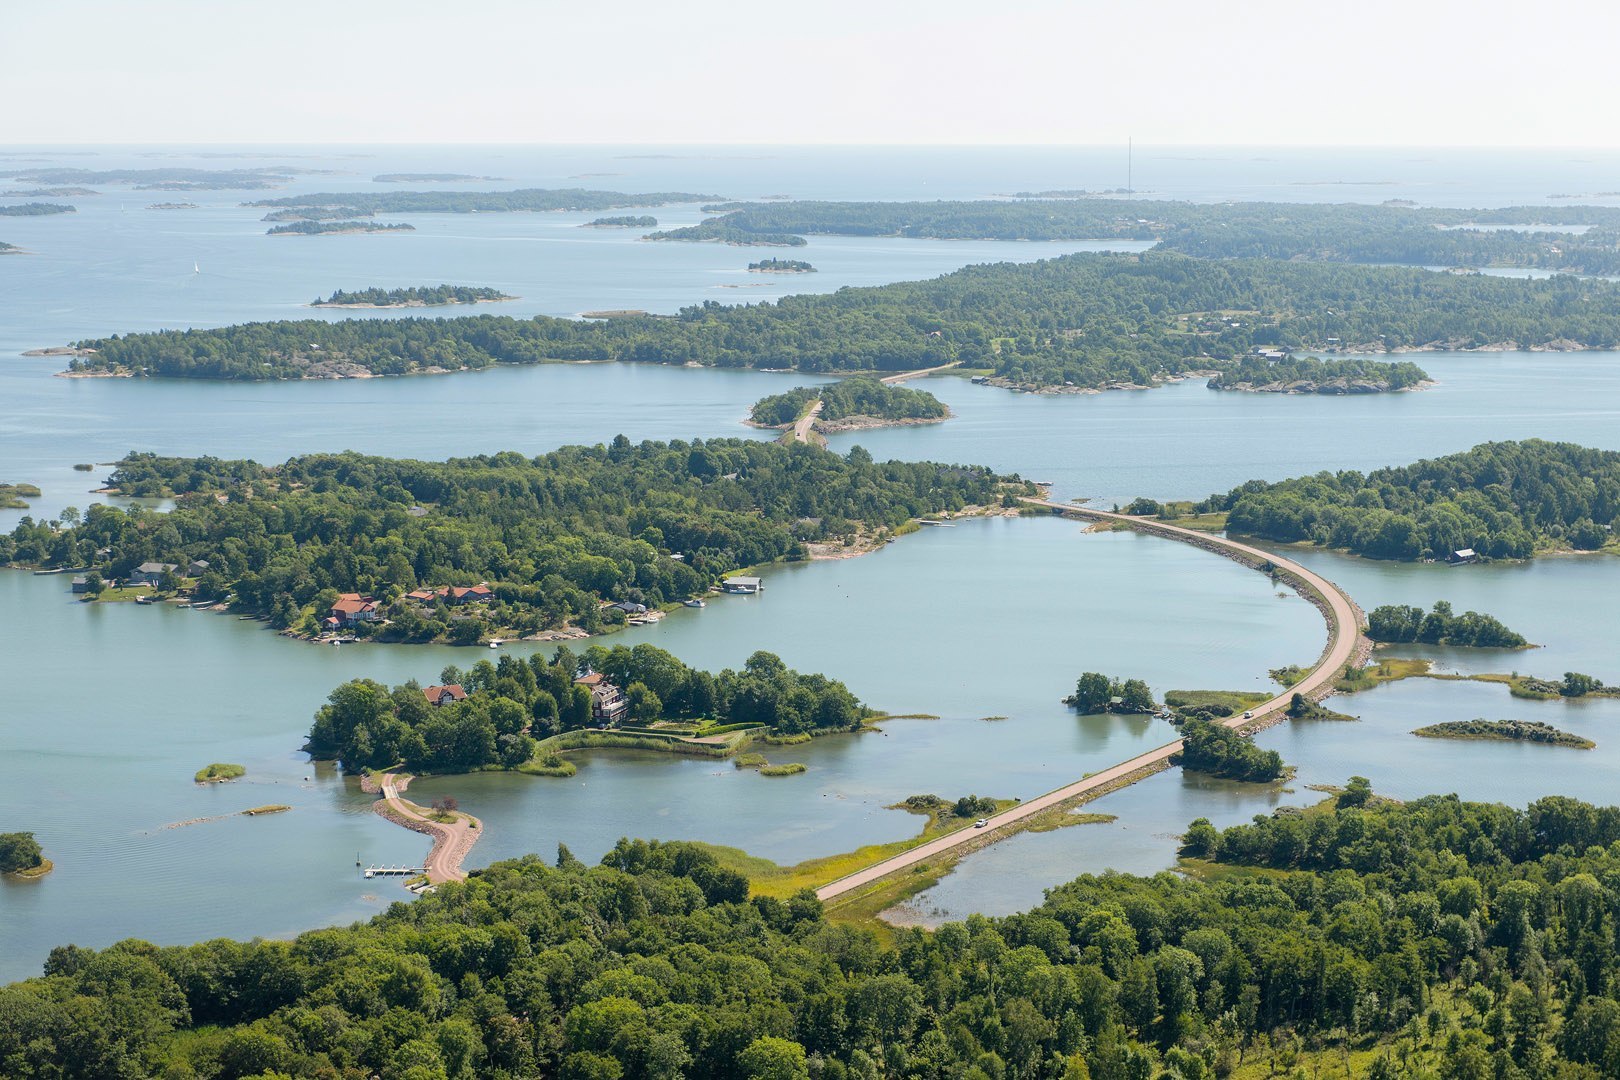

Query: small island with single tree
[311,285,516,309]
[583,215,657,228]
[0,831,51,878]
[1413,719,1593,749]
[748,258,816,273]
[267,220,414,237]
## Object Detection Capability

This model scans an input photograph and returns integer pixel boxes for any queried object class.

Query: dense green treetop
[11,792,1620,1076]
[266,220,414,236]
[313,285,513,307]
[0,832,43,873]
[309,644,867,773]
[1171,719,1286,781]
[1367,601,1529,647]
[1206,355,1431,392]
[748,378,948,427]
[1202,439,1620,560]
[585,215,658,227]
[0,202,75,217]
[2,441,1021,634]
[248,188,724,214]
[66,251,1620,387]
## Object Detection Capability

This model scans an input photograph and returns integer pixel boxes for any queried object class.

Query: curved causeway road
[377,774,479,885]
[815,499,1363,902]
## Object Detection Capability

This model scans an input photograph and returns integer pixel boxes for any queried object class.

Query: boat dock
[363,865,427,878]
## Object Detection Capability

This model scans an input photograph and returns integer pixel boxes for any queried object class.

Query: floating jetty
[363,865,427,878]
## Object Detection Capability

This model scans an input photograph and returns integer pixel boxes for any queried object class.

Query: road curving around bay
[814,499,1364,902]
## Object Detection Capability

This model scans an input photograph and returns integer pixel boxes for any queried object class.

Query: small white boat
[489,641,500,649]
[683,599,706,608]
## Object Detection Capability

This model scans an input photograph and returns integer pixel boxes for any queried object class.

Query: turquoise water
[6,144,1620,980]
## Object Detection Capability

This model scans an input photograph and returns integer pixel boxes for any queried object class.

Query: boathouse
[722,576,762,594]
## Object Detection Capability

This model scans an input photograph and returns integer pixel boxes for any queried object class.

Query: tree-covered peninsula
[1206,355,1431,394]
[248,187,723,215]
[12,792,1620,1076]
[1203,440,1620,560]
[311,285,514,308]
[664,197,1620,274]
[309,644,868,774]
[0,202,75,217]
[65,249,1620,386]
[748,377,949,430]
[1,440,1025,639]
[266,220,414,236]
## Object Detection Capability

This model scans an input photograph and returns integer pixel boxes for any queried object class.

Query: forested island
[1171,718,1287,780]
[311,285,515,308]
[145,202,198,210]
[1207,355,1431,394]
[1413,719,1593,749]
[373,173,500,183]
[584,215,657,227]
[261,206,374,222]
[1367,602,1529,647]
[19,789,1617,1075]
[266,220,414,237]
[2,441,1024,640]
[308,644,869,774]
[0,832,48,877]
[656,197,1620,274]
[1203,440,1620,560]
[1064,671,1155,714]
[0,202,74,217]
[748,377,949,431]
[749,258,815,272]
[1,186,97,197]
[1,166,300,189]
[248,187,723,215]
[59,249,1620,387]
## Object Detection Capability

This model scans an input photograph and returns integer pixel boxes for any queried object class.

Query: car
[974,819,988,828]
[1242,711,1254,719]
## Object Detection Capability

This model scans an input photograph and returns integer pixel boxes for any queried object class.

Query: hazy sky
[5,0,1617,146]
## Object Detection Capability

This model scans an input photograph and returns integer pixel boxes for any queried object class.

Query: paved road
[815,500,1362,901]
[790,399,825,444]
[379,775,479,884]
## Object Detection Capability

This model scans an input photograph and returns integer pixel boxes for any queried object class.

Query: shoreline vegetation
[0,482,42,509]
[246,187,724,215]
[193,763,245,784]
[747,257,815,273]
[3,442,1027,644]
[266,220,415,237]
[76,250,1620,387]
[582,214,656,227]
[1412,719,1594,749]
[310,285,515,309]
[0,202,75,217]
[1333,656,1619,703]
[1203,439,1620,561]
[307,644,872,776]
[747,377,950,434]
[651,196,1620,275]
[12,794,1620,1075]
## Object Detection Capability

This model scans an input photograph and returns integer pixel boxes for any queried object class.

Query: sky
[4,0,1618,146]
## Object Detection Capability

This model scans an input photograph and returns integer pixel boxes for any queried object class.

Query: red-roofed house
[330,592,380,626]
[449,584,494,605]
[423,684,468,706]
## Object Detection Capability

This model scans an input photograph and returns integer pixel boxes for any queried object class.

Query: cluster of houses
[323,583,495,631]
[419,671,628,726]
